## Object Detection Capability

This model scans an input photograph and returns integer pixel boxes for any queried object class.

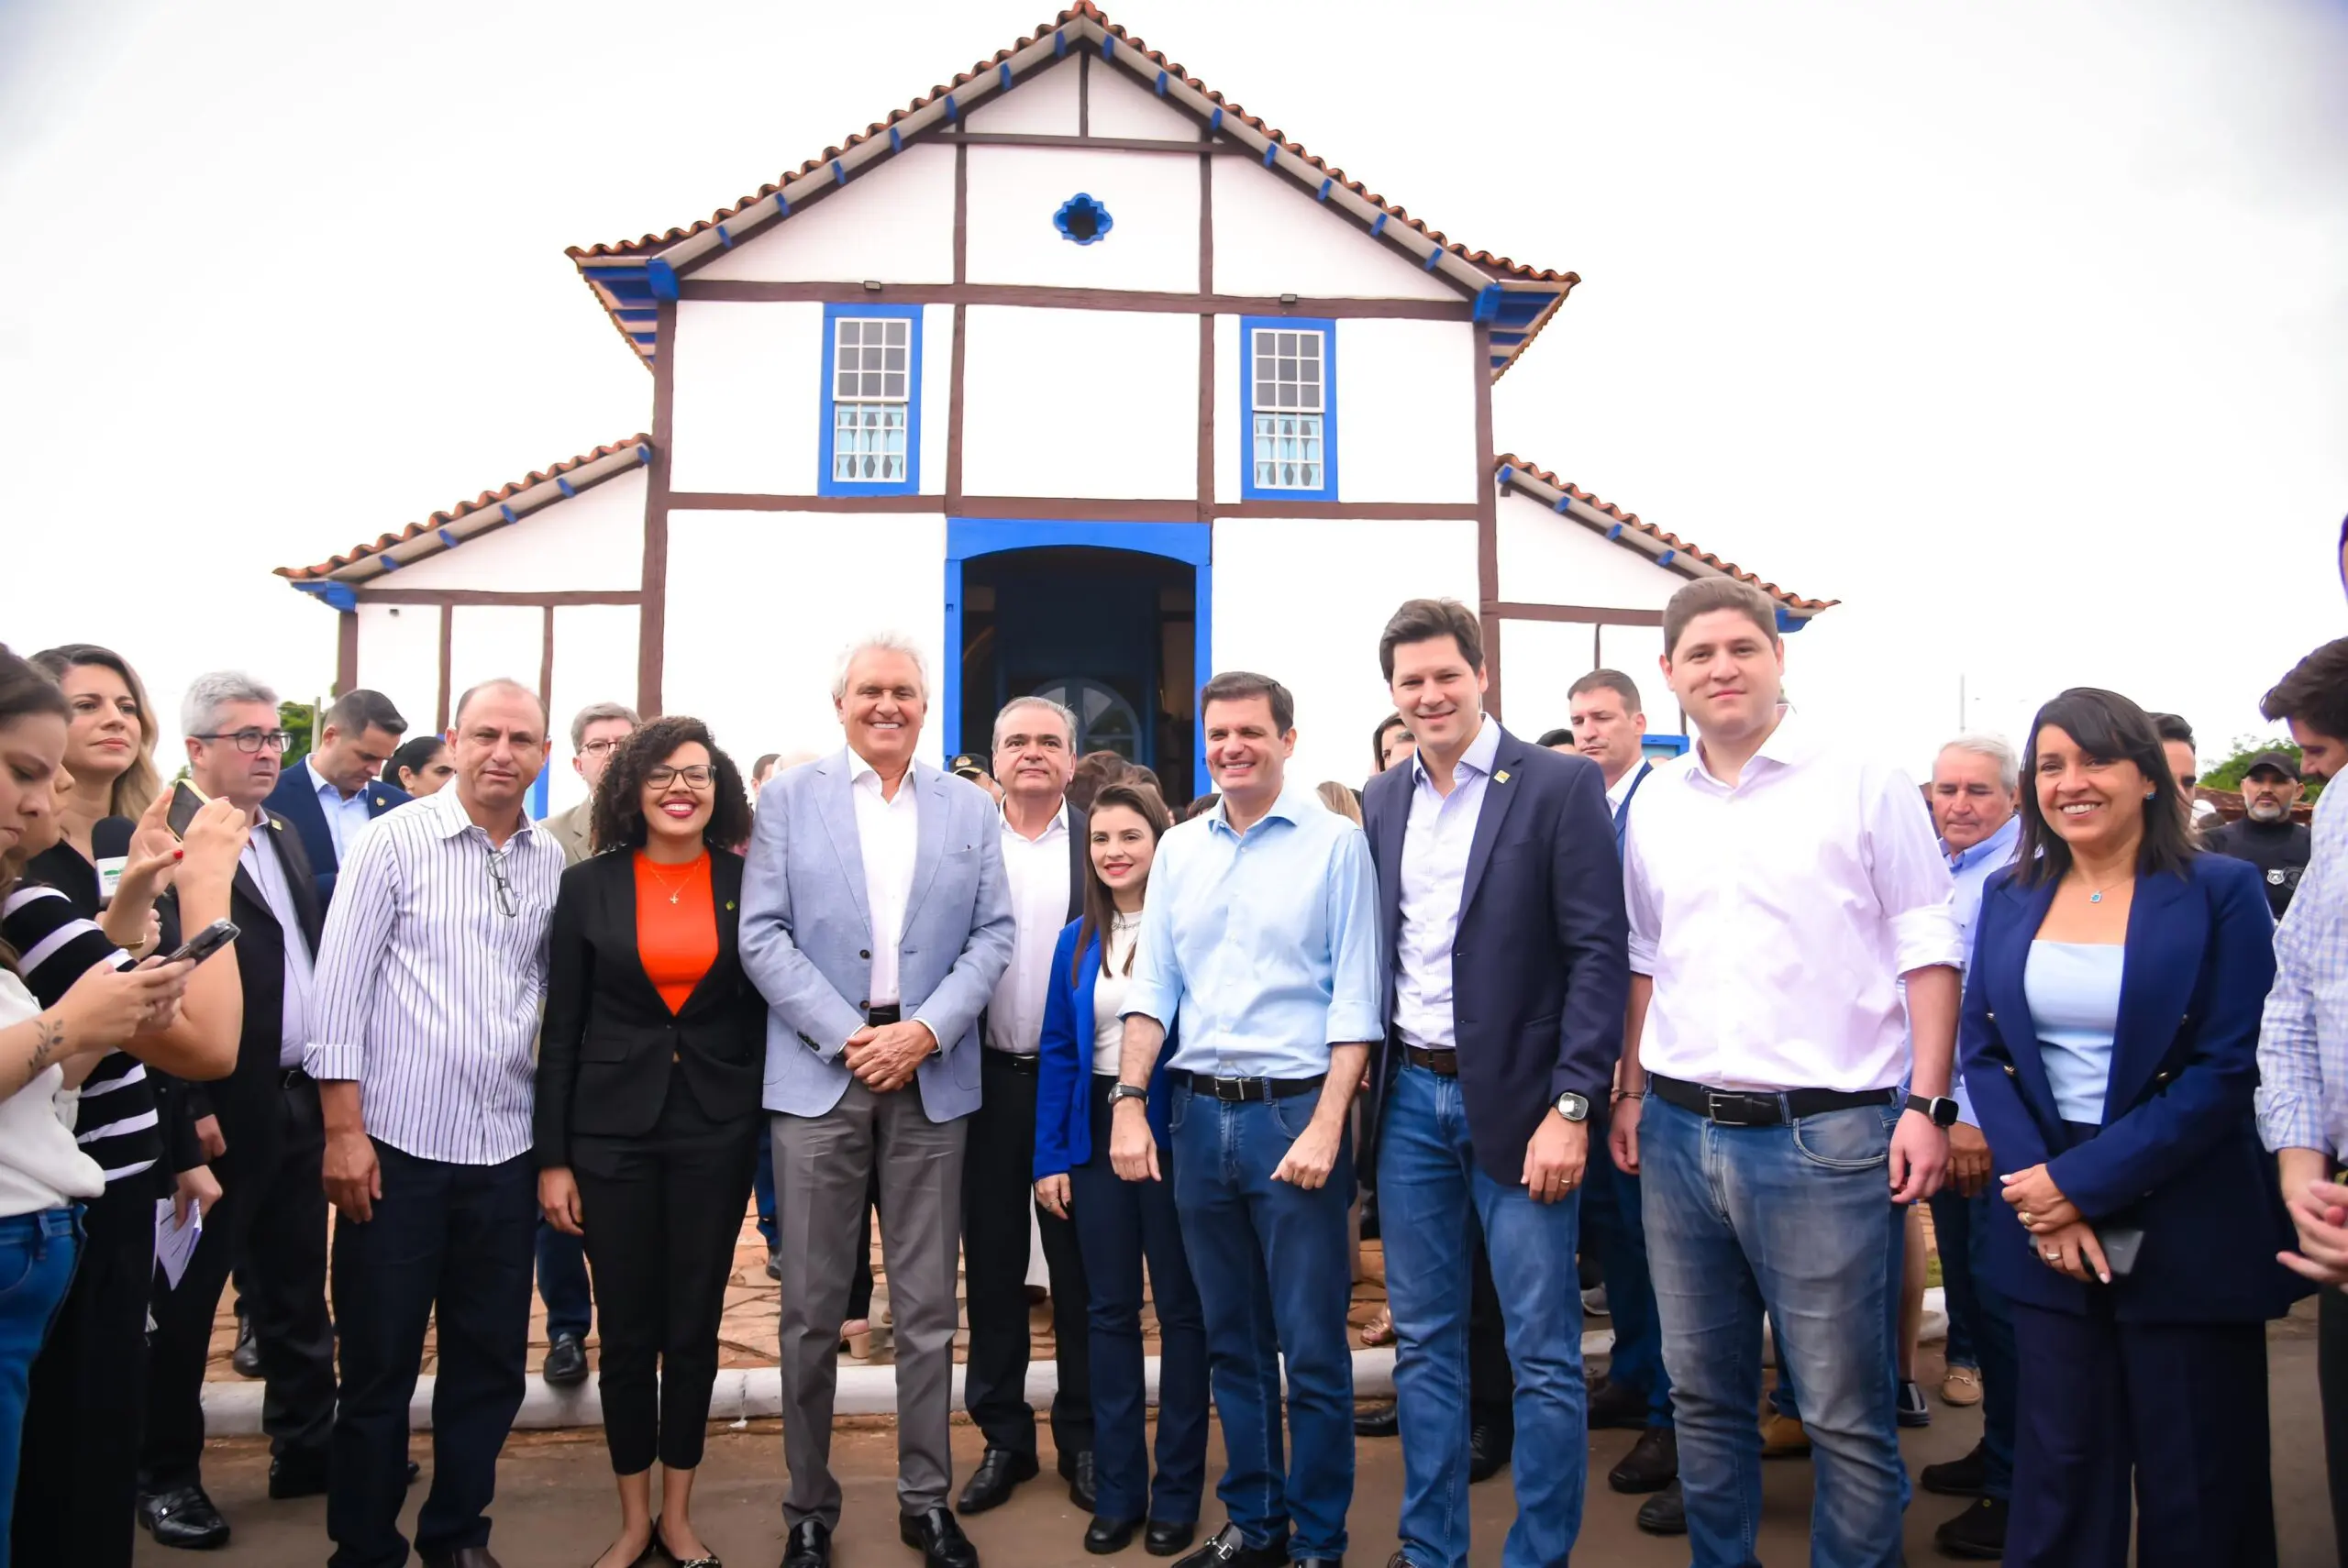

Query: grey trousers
[771,1086,968,1528]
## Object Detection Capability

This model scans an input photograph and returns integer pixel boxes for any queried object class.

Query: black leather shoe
[1468,1420,1512,1484]
[1145,1519,1197,1556]
[1168,1522,1289,1568]
[138,1484,230,1550]
[409,1458,423,1485]
[1608,1425,1678,1494]
[1586,1375,1650,1430]
[781,1518,831,1568]
[417,1549,504,1568]
[1353,1401,1400,1438]
[1060,1448,1097,1510]
[542,1331,589,1388]
[1086,1515,1140,1554]
[899,1507,980,1568]
[765,1246,782,1281]
[1933,1496,2009,1559]
[1635,1479,1686,1536]
[957,1446,1038,1513]
[267,1447,332,1499]
[232,1307,262,1378]
[1920,1439,1988,1496]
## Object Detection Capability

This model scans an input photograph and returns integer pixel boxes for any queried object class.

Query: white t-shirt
[1091,912,1141,1076]
[0,969,105,1218]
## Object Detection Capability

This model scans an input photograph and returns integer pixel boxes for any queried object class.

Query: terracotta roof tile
[1496,453,1837,615]
[275,436,649,582]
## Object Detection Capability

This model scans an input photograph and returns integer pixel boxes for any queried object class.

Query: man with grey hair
[539,701,640,867]
[957,694,1096,1517]
[1917,730,2023,1559]
[743,635,1013,1568]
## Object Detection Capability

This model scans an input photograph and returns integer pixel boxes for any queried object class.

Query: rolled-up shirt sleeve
[1866,765,1963,975]
[305,822,401,1083]
[1323,826,1384,1045]
[1122,834,1183,1031]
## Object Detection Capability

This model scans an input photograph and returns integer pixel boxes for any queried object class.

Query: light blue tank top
[2024,941,2125,1126]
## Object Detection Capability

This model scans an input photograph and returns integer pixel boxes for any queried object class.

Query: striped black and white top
[305,783,562,1165]
[2,880,163,1190]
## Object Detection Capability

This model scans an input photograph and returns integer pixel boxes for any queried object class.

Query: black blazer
[1358,725,1630,1187]
[227,814,327,1088]
[262,765,409,908]
[534,848,767,1166]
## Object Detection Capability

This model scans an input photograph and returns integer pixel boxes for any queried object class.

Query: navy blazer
[1034,918,1175,1179]
[264,763,409,907]
[1358,724,1630,1188]
[1960,852,2306,1323]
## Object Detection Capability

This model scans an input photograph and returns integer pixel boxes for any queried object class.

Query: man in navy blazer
[1359,599,1629,1568]
[265,689,410,906]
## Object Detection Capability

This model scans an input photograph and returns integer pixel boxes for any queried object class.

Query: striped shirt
[2,879,162,1188]
[2259,781,2348,1159]
[305,784,562,1165]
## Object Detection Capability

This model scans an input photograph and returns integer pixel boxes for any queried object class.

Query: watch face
[1556,1092,1590,1122]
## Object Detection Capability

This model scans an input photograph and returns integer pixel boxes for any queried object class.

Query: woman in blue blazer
[1962,688,2303,1568]
[1032,780,1208,1559]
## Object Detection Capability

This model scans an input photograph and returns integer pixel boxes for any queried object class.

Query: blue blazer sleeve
[1035,921,1087,1181]
[1959,874,2055,1175]
[2050,858,2279,1220]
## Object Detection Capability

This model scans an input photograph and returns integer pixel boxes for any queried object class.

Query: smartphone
[163,919,239,968]
[167,778,212,840]
[2094,1223,2145,1280]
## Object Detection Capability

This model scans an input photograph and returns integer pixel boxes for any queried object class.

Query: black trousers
[143,1069,336,1487]
[962,1048,1094,1460]
[2008,1297,2277,1567]
[327,1143,536,1568]
[11,1180,154,1568]
[2322,1290,2348,1568]
[572,1087,758,1474]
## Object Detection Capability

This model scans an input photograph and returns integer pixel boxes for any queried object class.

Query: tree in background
[280,700,316,769]
[2204,735,2325,801]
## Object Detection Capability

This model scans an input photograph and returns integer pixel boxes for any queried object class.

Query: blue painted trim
[1775,606,1808,634]
[816,301,923,498]
[498,503,518,525]
[1553,496,1572,513]
[1472,282,1505,322]
[437,528,460,548]
[945,95,959,122]
[1155,68,1168,94]
[1642,733,1690,758]
[831,159,846,185]
[716,224,734,248]
[634,444,652,464]
[889,127,903,152]
[294,580,358,613]
[1055,28,1067,55]
[1422,246,1443,271]
[1102,34,1114,60]
[1496,464,1514,484]
[556,476,577,498]
[1000,61,1013,91]
[1262,142,1279,167]
[1606,523,1623,540]
[1316,177,1333,201]
[375,554,402,571]
[1371,212,1388,236]
[777,193,792,216]
[1237,316,1339,502]
[645,258,680,301]
[1209,106,1223,130]
[944,517,1214,797]
[1053,193,1113,245]
[1655,548,1676,568]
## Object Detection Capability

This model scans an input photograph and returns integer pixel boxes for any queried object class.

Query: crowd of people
[1,568,2345,1568]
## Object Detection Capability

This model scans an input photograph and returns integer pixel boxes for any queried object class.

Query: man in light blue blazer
[740,633,1014,1568]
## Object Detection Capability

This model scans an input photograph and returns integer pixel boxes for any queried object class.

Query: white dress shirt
[308,756,374,866]
[849,750,922,1009]
[239,815,316,1068]
[1605,763,1644,814]
[1092,912,1140,1074]
[1623,711,1961,1093]
[988,801,1071,1055]
[1394,719,1501,1052]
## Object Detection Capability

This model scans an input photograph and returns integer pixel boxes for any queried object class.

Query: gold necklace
[643,855,700,905]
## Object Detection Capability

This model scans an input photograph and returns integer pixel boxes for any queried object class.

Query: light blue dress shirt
[1123,781,1383,1080]
[309,756,374,867]
[1944,813,2022,1125]
[2024,940,2124,1126]
[2260,781,2348,1160]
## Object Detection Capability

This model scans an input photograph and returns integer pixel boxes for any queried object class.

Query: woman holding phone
[1962,687,2301,1567]
[1033,780,1207,1558]
[535,717,763,1568]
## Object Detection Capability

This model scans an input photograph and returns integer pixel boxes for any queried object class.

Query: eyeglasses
[647,765,714,790]
[484,845,517,919]
[192,729,292,755]
[580,738,624,756]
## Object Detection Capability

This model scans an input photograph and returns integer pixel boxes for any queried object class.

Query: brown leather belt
[1402,1044,1458,1077]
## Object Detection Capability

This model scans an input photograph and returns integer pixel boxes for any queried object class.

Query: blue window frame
[819,302,923,496]
[1239,315,1338,502]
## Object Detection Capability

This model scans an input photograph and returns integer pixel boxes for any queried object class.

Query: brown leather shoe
[418,1548,504,1568]
[1758,1411,1810,1458]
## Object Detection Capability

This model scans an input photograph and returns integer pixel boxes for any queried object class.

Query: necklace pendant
[670,890,681,905]
[2088,890,2103,903]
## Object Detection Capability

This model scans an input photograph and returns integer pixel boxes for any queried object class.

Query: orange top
[634,850,717,1014]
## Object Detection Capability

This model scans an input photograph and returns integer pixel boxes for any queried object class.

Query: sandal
[1360,1307,1395,1347]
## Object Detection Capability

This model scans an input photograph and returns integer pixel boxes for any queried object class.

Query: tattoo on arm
[30,1016,66,1072]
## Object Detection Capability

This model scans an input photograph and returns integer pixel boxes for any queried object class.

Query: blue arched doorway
[942,519,1212,803]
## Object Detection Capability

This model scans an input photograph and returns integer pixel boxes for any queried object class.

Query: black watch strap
[1905,1093,1959,1128]
[1109,1083,1149,1106]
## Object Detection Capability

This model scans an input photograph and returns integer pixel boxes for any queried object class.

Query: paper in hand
[154,1197,203,1290]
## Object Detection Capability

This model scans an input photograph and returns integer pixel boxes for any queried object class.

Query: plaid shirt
[2258,782,2348,1159]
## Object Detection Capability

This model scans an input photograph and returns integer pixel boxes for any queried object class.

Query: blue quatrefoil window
[1054,193,1113,245]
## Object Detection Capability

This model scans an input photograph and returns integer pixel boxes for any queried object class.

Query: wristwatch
[1906,1093,1960,1128]
[1553,1091,1592,1123]
[1108,1083,1149,1108]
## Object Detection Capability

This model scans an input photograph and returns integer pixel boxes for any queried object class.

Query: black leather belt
[1167,1068,1326,1102]
[1402,1045,1458,1077]
[1649,1072,1896,1128]
[279,1066,312,1089]
[983,1047,1040,1073]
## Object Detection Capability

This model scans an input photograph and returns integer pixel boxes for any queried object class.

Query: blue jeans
[1168,1085,1354,1560]
[535,1217,592,1342]
[1379,1065,1587,1568]
[1582,1138,1671,1424]
[0,1207,82,1565]
[1644,1096,1903,1568]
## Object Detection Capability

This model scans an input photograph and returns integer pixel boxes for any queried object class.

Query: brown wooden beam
[940,130,1243,154]
[1489,602,1666,627]
[640,299,676,715]
[357,589,644,607]
[677,280,1473,321]
[335,612,358,695]
[434,606,452,733]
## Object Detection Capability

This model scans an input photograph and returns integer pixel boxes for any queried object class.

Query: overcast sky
[4,0,2343,773]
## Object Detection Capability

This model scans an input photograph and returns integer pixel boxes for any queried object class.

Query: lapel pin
[1495,770,1512,784]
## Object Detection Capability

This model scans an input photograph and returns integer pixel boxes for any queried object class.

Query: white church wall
[357,469,647,593]
[446,606,544,715]
[1209,156,1462,303]
[1213,314,1243,503]
[960,306,1196,499]
[1334,318,1479,503]
[965,146,1201,293]
[662,509,949,767]
[1494,618,1601,739]
[1495,489,1686,610]
[354,603,443,729]
[1210,514,1479,790]
[963,56,1081,135]
[543,604,644,815]
[669,301,825,496]
[692,144,957,284]
[1084,61,1207,140]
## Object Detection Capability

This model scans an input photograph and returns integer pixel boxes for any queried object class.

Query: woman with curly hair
[532,716,764,1568]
